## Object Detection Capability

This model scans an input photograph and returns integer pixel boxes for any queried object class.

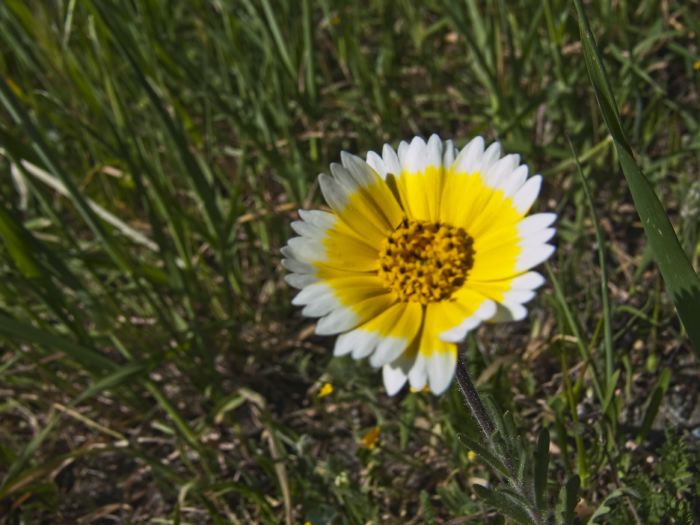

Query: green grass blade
[0,206,42,279]
[0,312,115,372]
[574,0,700,357]
[258,0,296,79]
[0,78,133,274]
[301,0,316,103]
[86,1,224,244]
[568,139,615,394]
[546,264,604,404]
[442,0,497,96]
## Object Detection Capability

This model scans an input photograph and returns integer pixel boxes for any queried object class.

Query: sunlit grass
[1,0,699,523]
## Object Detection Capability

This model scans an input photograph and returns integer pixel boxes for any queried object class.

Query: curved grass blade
[573,0,700,358]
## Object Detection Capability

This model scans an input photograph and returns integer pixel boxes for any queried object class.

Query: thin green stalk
[546,264,605,404]
[567,138,615,395]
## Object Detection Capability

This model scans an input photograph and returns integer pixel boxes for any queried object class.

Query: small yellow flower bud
[317,383,333,398]
[361,426,380,450]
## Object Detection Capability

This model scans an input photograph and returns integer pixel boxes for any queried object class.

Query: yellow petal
[395,165,445,221]
[319,159,403,247]
[317,383,333,397]
[321,274,389,306]
[360,426,380,449]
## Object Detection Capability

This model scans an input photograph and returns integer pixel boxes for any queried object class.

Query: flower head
[283,135,555,395]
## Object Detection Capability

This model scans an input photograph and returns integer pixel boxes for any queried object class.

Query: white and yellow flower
[283,135,555,395]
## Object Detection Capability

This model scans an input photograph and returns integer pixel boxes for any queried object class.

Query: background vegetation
[1,0,699,523]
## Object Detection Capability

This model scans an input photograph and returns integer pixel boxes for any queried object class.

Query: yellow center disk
[378,219,475,304]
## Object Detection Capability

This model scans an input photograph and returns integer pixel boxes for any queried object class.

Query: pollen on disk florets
[378,219,475,304]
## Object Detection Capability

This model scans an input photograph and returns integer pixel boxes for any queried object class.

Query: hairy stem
[454,354,495,437]
[455,353,546,525]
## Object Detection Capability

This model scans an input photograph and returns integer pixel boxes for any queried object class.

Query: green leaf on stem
[637,367,672,442]
[457,434,509,477]
[534,428,550,512]
[473,484,534,525]
[556,475,580,525]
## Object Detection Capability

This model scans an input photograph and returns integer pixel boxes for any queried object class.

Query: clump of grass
[1,1,699,523]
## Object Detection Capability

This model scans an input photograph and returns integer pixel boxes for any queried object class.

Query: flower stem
[454,354,494,437]
[455,353,546,525]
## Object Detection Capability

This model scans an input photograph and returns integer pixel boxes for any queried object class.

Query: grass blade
[567,138,615,395]
[573,0,700,357]
[0,313,115,372]
[0,78,133,274]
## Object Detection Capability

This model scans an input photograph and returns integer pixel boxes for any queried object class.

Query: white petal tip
[427,351,457,395]
[383,364,408,396]
[513,175,543,214]
[515,243,556,272]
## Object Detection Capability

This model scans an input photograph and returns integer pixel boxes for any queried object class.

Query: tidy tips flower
[282,135,555,395]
